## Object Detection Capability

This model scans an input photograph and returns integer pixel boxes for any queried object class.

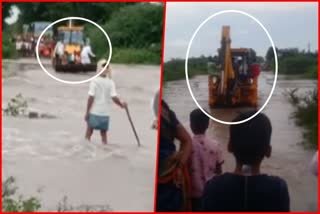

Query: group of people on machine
[53,37,96,65]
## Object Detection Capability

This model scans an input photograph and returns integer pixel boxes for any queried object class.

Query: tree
[12,3,136,25]
[105,3,163,49]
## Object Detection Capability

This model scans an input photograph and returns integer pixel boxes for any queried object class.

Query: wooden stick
[125,106,141,147]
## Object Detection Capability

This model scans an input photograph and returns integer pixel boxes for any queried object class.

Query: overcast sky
[164,2,318,61]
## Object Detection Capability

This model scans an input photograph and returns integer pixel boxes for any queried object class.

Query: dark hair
[229,111,272,165]
[190,108,209,135]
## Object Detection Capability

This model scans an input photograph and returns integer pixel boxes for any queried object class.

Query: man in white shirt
[53,39,64,65]
[84,59,127,144]
[81,39,95,64]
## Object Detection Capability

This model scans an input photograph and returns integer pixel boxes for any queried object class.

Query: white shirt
[81,46,95,64]
[54,41,64,56]
[88,76,117,116]
[16,41,23,50]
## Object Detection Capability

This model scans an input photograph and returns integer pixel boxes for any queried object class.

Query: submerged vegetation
[3,94,28,116]
[287,88,318,148]
[2,177,41,212]
[2,177,112,212]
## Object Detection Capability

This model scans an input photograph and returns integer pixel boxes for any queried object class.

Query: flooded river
[163,72,318,211]
[2,59,160,211]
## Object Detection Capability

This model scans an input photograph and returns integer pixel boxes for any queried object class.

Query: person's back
[202,111,290,212]
[85,61,126,145]
[89,76,115,116]
[81,45,95,64]
[188,109,223,211]
[202,173,289,211]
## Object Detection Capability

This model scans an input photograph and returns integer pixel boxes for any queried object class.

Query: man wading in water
[85,60,127,144]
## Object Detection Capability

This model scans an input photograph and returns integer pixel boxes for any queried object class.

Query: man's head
[228,111,272,165]
[190,108,209,135]
[96,59,111,78]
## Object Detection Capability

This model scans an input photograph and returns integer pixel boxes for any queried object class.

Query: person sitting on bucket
[81,38,95,65]
[85,59,127,144]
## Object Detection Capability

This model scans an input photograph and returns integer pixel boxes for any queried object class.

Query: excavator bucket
[55,63,97,72]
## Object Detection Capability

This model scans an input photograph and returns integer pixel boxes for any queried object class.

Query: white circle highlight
[185,10,278,125]
[35,17,112,85]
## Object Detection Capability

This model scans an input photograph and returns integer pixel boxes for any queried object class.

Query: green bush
[86,3,163,64]
[304,64,318,79]
[164,56,211,81]
[2,177,41,212]
[288,89,318,148]
[279,55,317,75]
[2,31,16,59]
[111,48,160,64]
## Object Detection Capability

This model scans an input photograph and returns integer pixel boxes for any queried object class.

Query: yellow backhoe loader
[52,21,97,72]
[208,26,261,108]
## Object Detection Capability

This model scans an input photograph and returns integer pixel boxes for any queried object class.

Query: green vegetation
[164,47,318,82]
[3,3,163,64]
[3,31,17,59]
[2,177,41,212]
[86,3,163,64]
[2,177,112,212]
[164,56,215,81]
[288,88,318,148]
[112,48,160,64]
[265,47,318,79]
[2,3,136,26]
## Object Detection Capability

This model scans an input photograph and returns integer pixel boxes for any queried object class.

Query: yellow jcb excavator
[208,26,261,108]
[52,20,97,72]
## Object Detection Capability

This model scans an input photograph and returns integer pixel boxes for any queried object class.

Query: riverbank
[163,54,318,82]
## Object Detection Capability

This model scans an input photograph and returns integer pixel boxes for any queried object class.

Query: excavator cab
[52,21,97,72]
[208,26,260,108]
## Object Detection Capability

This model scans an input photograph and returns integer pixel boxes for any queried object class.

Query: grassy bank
[111,48,160,64]
[277,55,318,79]
[164,57,211,81]
[266,47,318,79]
[288,89,318,148]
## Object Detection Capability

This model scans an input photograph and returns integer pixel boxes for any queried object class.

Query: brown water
[163,72,318,211]
[2,59,160,211]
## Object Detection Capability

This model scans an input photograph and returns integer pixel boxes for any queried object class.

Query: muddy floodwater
[163,72,318,211]
[2,59,159,211]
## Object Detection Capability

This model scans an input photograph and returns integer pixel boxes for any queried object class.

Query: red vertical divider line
[316,1,320,212]
[0,1,3,211]
[153,1,167,212]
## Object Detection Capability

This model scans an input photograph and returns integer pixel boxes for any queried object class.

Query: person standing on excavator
[53,38,64,65]
[81,38,96,65]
